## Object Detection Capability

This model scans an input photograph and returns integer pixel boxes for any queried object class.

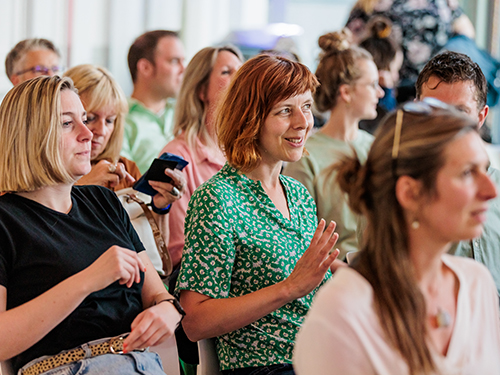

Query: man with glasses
[5,38,62,86]
[416,50,500,299]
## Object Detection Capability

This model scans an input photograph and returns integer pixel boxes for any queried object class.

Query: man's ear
[136,58,154,79]
[339,83,352,104]
[477,104,489,128]
[395,175,423,212]
[10,74,20,86]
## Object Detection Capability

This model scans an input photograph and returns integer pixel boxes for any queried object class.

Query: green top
[451,166,500,298]
[177,163,329,370]
[121,98,176,174]
[283,130,374,260]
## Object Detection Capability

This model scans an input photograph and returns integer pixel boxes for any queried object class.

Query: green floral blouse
[177,163,330,370]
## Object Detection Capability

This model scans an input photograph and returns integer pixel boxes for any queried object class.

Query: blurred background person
[65,64,186,277]
[416,51,500,299]
[358,16,403,134]
[283,28,383,260]
[158,44,242,375]
[123,30,186,174]
[294,101,500,374]
[346,0,475,102]
[159,45,243,272]
[5,38,62,86]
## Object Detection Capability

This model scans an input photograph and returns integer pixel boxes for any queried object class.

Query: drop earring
[411,218,420,229]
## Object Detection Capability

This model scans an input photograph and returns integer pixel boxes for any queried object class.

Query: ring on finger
[108,164,117,173]
[171,187,180,197]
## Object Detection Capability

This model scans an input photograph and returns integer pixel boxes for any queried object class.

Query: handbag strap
[125,193,173,279]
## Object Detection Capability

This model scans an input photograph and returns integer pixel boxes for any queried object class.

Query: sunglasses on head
[391,97,453,178]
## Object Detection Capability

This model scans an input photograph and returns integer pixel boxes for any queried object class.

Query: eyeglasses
[391,97,452,177]
[14,65,63,76]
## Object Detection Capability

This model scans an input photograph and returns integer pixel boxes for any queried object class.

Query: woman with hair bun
[283,28,383,259]
[358,16,403,134]
[294,100,500,374]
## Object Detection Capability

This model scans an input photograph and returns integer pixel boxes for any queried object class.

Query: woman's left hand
[149,168,187,209]
[123,300,182,352]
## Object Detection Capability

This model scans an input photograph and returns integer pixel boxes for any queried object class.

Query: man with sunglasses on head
[416,50,500,301]
[5,38,62,86]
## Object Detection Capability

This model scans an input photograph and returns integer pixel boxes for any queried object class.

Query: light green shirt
[451,167,500,297]
[177,163,329,370]
[121,98,175,174]
[283,130,374,260]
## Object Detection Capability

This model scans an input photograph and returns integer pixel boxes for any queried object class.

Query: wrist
[154,298,186,320]
[151,198,171,215]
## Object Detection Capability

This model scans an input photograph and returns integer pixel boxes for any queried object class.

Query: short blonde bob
[217,54,319,172]
[0,76,77,192]
[64,64,128,162]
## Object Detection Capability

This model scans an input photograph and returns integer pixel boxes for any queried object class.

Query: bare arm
[0,246,145,361]
[452,14,475,39]
[180,220,339,342]
[122,252,182,352]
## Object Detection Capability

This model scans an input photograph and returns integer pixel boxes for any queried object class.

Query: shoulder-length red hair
[216,54,319,172]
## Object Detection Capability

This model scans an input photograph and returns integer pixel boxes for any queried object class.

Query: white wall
[0,0,355,101]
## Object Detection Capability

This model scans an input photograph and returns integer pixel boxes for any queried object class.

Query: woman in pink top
[159,45,243,269]
[294,100,500,374]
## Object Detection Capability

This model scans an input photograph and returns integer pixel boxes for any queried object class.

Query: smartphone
[133,153,189,196]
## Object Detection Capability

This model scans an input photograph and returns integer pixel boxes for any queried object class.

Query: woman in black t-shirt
[0,76,183,374]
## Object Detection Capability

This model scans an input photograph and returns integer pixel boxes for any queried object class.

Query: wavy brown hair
[216,54,319,172]
[336,104,477,374]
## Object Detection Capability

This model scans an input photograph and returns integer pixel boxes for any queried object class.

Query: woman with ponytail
[294,100,500,374]
[283,28,383,259]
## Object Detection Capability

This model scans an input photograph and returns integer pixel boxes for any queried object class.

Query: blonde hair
[315,29,373,112]
[173,45,243,150]
[64,64,128,162]
[0,76,76,192]
[336,105,477,375]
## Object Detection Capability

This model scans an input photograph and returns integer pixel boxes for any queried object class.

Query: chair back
[198,339,222,375]
[0,360,14,375]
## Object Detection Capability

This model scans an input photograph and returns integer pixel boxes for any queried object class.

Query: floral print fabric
[176,163,328,370]
[347,0,463,83]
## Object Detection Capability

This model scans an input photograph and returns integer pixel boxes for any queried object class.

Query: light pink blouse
[294,254,500,374]
[159,132,225,267]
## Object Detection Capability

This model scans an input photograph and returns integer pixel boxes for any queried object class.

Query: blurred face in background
[11,49,61,85]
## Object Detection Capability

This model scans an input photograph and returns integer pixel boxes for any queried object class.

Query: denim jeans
[20,351,165,375]
[221,363,295,375]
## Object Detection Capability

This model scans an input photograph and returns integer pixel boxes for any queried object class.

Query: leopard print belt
[20,333,142,375]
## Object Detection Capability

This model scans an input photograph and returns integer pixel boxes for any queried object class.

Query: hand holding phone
[133,153,189,196]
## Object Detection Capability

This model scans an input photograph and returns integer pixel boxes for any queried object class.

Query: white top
[293,254,500,375]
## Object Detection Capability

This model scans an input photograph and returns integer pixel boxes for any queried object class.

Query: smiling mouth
[285,137,303,144]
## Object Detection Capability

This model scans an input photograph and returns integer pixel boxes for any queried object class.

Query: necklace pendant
[436,307,451,328]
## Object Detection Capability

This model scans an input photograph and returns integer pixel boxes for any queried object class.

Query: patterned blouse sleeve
[176,181,236,299]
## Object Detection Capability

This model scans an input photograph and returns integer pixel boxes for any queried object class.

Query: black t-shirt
[0,186,145,371]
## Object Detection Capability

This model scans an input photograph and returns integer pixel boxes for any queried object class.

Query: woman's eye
[106,118,115,125]
[303,103,312,110]
[86,116,95,123]
[62,121,72,127]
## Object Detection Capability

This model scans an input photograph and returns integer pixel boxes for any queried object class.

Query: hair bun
[318,28,352,53]
[367,16,393,40]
